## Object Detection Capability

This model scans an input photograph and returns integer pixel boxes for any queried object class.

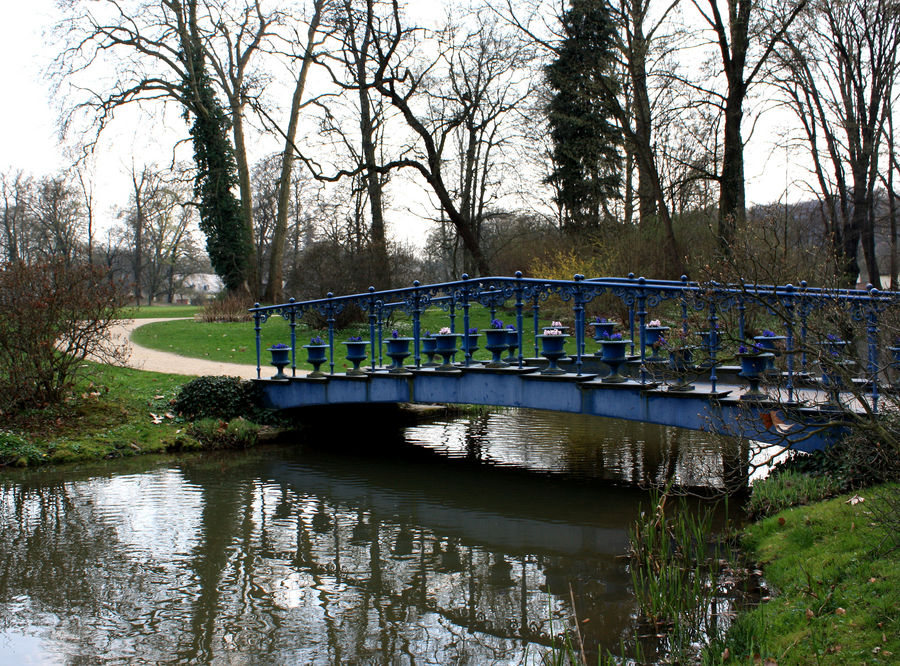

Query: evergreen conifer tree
[545,0,622,231]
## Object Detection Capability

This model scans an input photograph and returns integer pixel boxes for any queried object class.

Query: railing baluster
[368,287,377,372]
[867,286,879,412]
[461,274,471,366]
[326,292,335,375]
[784,284,796,404]
[287,299,296,377]
[637,277,647,385]
[412,281,421,369]
[515,272,524,369]
[573,274,584,376]
[254,304,261,379]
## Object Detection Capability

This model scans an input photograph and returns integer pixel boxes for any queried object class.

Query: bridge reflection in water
[0,412,734,663]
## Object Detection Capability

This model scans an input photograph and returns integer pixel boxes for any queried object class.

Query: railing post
[368,287,378,372]
[376,302,385,368]
[254,304,261,379]
[289,298,297,377]
[412,281,422,368]
[461,274,472,366]
[628,273,636,355]
[515,271,525,369]
[637,277,647,384]
[680,275,690,339]
[532,291,540,359]
[784,284,796,404]
[573,274,585,375]
[326,292,335,375]
[708,285,719,394]
[867,286,880,412]
[800,281,809,374]
[738,294,746,341]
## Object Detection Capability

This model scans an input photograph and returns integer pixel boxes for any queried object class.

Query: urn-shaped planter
[505,328,520,363]
[463,333,481,364]
[385,337,412,374]
[483,328,510,368]
[668,346,696,391]
[591,320,617,343]
[421,336,439,367]
[642,326,670,361]
[433,333,463,371]
[738,352,773,400]
[598,339,631,383]
[753,334,786,373]
[268,345,291,379]
[303,344,328,378]
[537,334,569,375]
[343,340,370,375]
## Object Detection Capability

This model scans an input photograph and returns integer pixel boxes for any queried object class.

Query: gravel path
[111,318,271,379]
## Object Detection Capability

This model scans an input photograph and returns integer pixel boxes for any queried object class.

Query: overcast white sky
[0,0,800,248]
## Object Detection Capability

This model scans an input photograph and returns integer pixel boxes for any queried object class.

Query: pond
[0,409,743,663]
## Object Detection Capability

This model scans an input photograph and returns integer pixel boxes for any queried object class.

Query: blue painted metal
[250,273,900,451]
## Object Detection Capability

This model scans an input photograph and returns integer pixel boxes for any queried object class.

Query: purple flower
[310,336,324,345]
[391,329,400,338]
[271,342,289,349]
[348,336,363,342]
[739,345,748,354]
[762,330,776,337]
[490,318,505,329]
[468,327,478,335]
[609,332,623,340]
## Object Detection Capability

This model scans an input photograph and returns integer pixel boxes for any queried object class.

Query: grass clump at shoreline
[0,364,270,469]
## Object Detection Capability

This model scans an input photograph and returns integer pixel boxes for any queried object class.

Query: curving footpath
[110,318,267,380]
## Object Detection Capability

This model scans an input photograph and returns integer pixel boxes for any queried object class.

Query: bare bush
[0,260,127,413]
[198,293,254,322]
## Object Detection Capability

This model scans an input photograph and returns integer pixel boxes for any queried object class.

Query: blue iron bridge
[250,274,900,452]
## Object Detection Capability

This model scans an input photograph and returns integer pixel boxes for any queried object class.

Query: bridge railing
[249,273,900,407]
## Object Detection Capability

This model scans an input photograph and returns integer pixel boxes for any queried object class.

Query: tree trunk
[719,87,746,252]
[231,109,258,297]
[264,0,324,304]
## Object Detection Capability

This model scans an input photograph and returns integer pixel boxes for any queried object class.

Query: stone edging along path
[111,318,281,380]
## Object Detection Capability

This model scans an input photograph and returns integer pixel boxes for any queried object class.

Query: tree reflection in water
[0,409,738,662]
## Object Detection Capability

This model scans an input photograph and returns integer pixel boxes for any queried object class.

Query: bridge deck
[256,360,860,452]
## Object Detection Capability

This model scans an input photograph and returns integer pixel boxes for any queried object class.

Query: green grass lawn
[123,304,200,319]
[129,304,602,369]
[0,363,195,467]
[708,485,900,664]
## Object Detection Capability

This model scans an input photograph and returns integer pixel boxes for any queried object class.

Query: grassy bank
[707,484,899,664]
[0,364,262,468]
[130,304,593,369]
[123,304,200,319]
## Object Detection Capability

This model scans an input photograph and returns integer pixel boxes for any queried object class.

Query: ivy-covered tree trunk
[180,1,251,294]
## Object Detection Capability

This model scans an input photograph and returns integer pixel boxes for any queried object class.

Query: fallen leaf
[835,607,846,615]
[722,648,730,660]
[870,577,877,583]
[778,517,786,526]
[806,608,815,619]
[846,494,865,505]
[764,659,777,666]
[153,395,165,400]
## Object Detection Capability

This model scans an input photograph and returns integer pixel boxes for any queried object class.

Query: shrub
[0,260,126,414]
[187,417,259,449]
[173,375,259,419]
[0,430,44,467]
[198,293,253,322]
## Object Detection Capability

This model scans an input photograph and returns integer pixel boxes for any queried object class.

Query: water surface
[0,409,737,663]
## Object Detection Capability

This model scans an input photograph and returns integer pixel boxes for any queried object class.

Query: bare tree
[772,0,900,287]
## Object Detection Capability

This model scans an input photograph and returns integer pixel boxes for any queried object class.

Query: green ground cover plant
[0,364,269,468]
[705,485,899,665]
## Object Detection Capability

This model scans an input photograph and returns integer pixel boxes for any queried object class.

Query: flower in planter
[648,319,662,327]
[507,324,516,331]
[439,326,452,335]
[608,332,623,340]
[270,342,289,349]
[762,329,777,337]
[593,316,608,324]
[310,336,324,345]
[542,328,563,336]
[348,335,363,342]
[551,321,562,327]
[490,318,505,329]
[467,327,478,334]
[423,330,433,337]
[391,329,400,338]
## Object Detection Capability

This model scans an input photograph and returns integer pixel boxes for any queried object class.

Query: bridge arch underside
[257,368,842,452]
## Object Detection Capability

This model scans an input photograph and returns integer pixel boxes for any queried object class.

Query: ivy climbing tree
[181,2,250,294]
